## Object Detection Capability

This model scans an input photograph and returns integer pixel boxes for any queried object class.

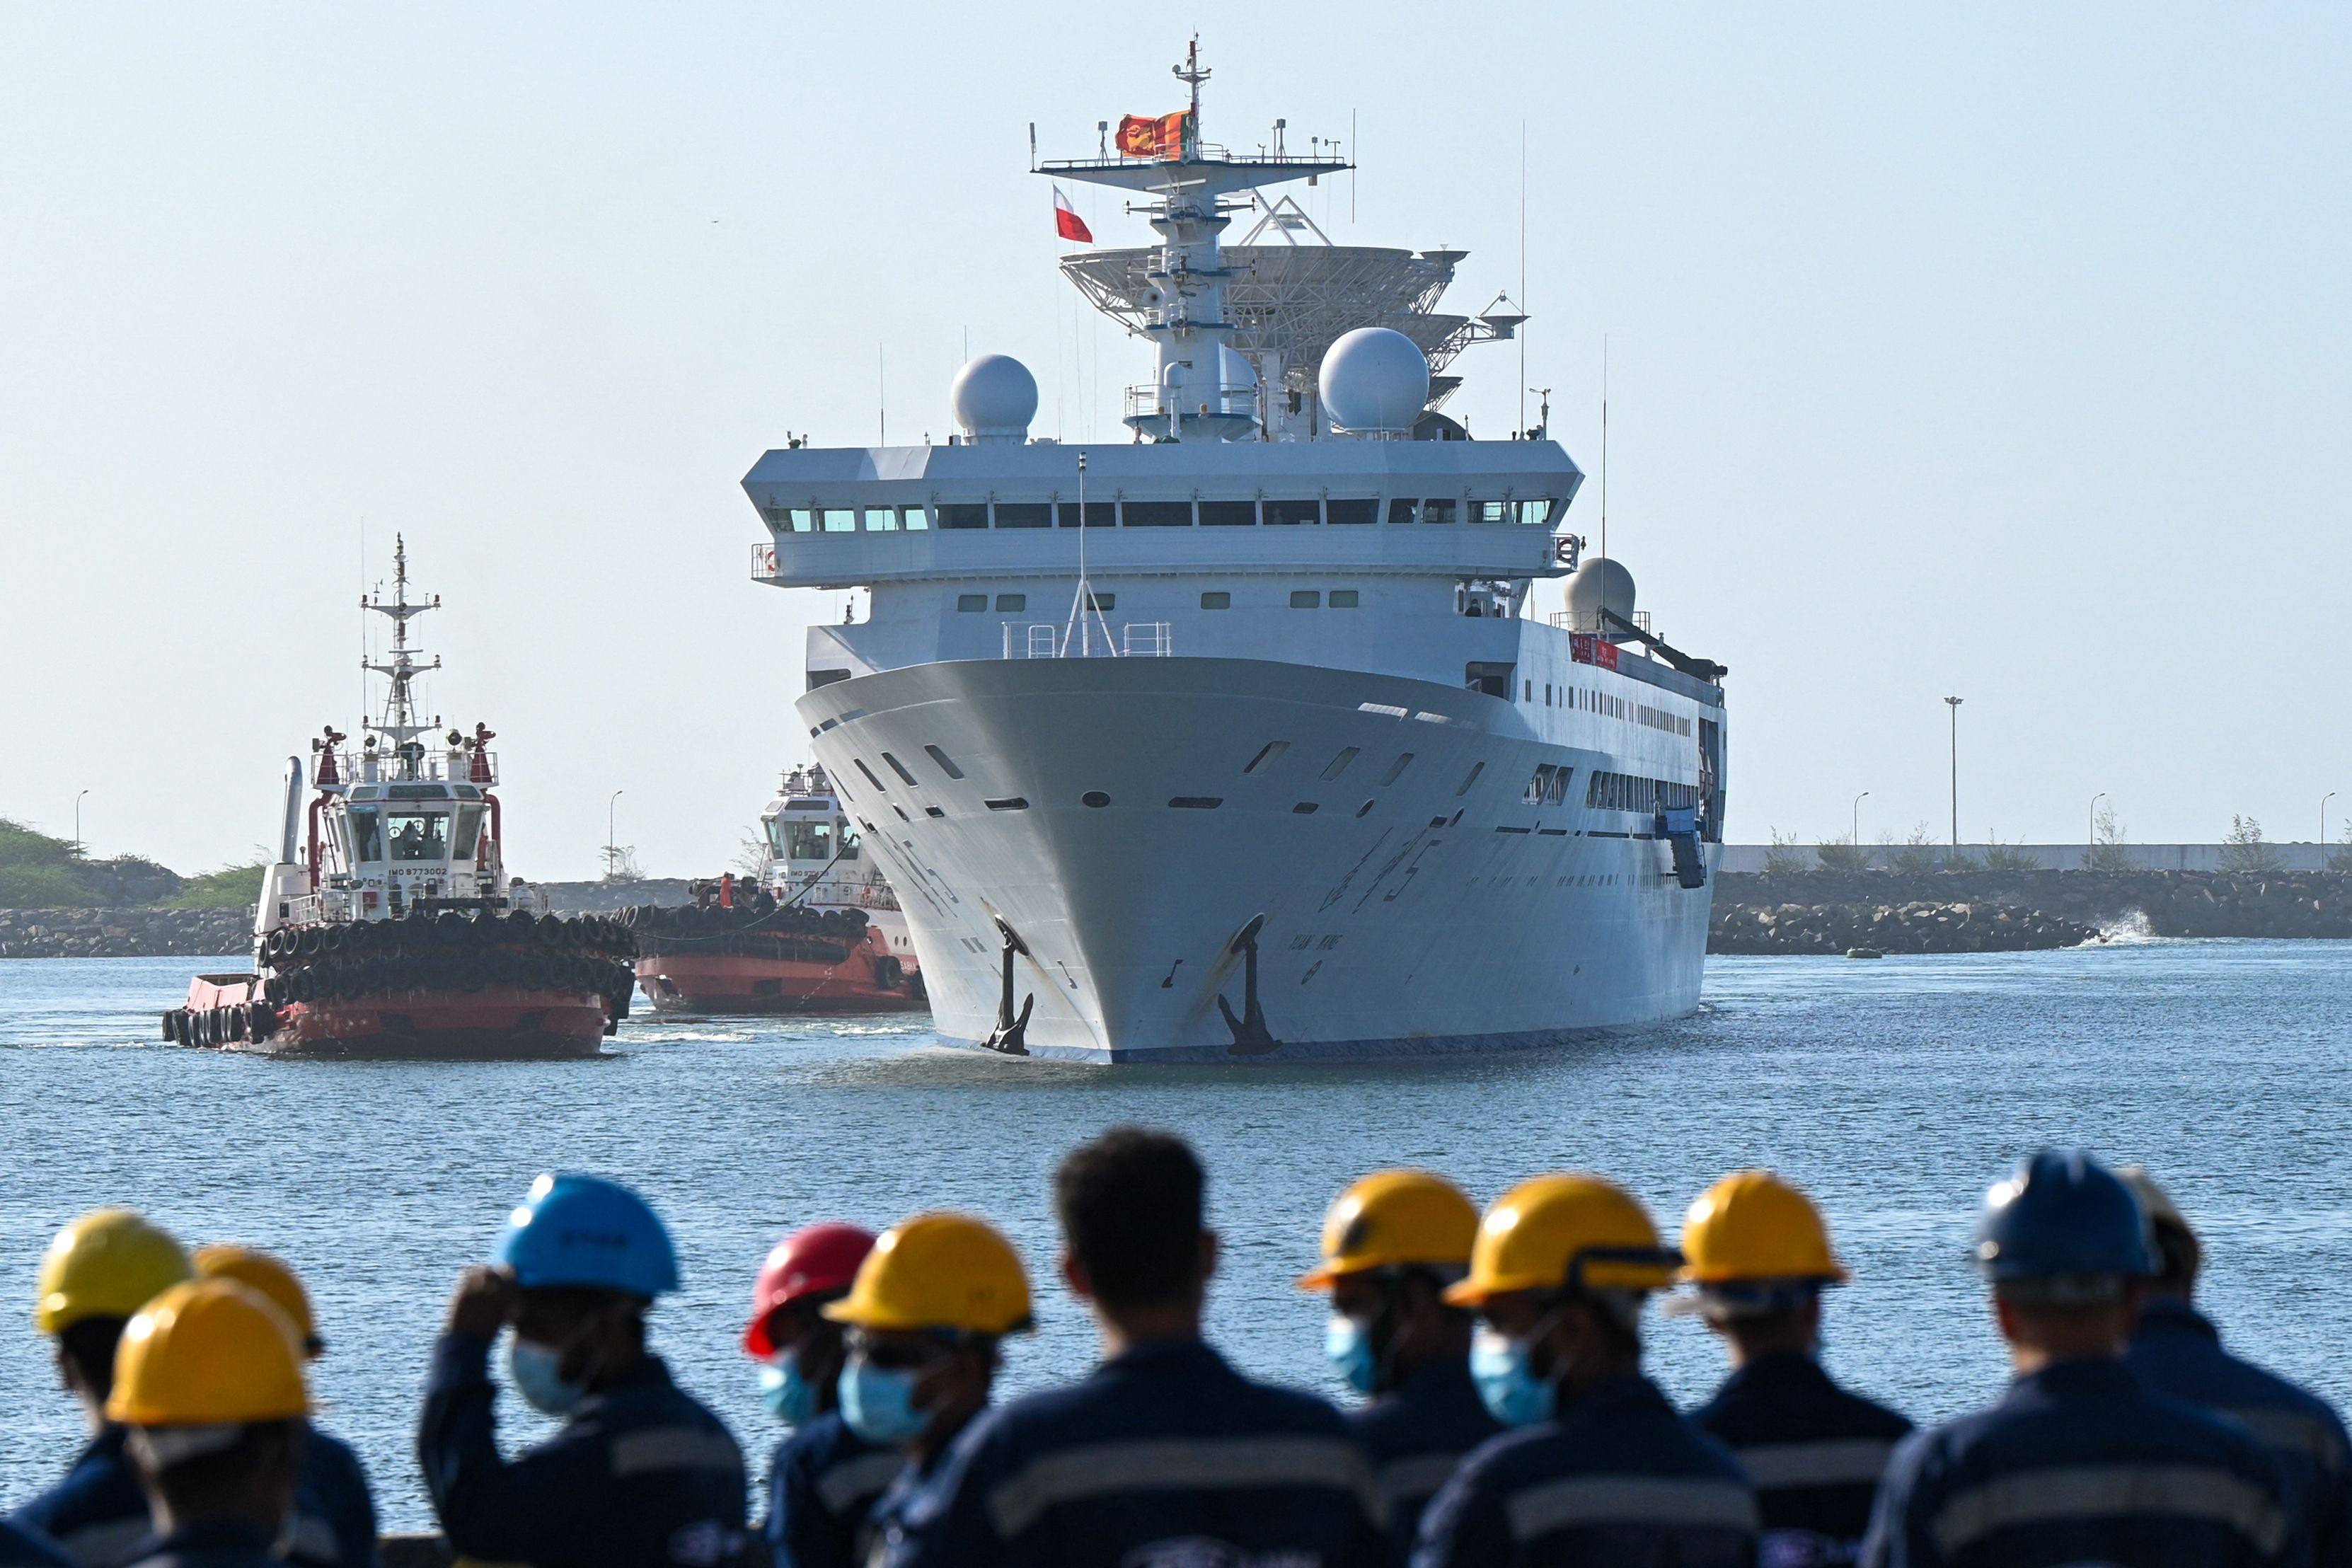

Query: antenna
[1028,122,1037,173]
[1599,334,1609,564]
[1518,120,1528,439]
[1061,454,1115,657]
[878,342,887,445]
[1350,108,1357,224]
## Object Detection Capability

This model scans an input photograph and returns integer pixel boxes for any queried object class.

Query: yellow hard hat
[193,1247,321,1356]
[1298,1170,1478,1291]
[35,1211,193,1336]
[106,1279,311,1426]
[1445,1175,1677,1307]
[1678,1171,1849,1286]
[822,1214,1034,1337]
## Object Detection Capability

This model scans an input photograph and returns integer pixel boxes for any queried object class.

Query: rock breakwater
[0,907,250,959]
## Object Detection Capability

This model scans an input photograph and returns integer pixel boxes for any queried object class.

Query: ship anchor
[981,918,1034,1056]
[1216,913,1282,1057]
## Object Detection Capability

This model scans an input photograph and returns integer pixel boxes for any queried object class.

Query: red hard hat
[743,1223,876,1358]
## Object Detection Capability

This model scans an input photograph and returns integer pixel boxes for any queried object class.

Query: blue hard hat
[1973,1148,2157,1285]
[494,1173,680,1298]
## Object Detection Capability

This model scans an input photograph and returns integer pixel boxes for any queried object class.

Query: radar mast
[362,534,443,780]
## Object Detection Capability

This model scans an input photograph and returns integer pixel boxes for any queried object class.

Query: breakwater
[1708,869,2352,955]
[0,906,250,958]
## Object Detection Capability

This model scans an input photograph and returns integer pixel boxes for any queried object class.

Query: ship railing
[750,543,779,580]
[1548,610,1651,635]
[1002,623,1175,659]
[790,878,901,913]
[1123,385,1258,423]
[319,749,501,789]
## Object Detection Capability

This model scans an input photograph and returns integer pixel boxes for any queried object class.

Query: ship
[739,47,1727,1061]
[163,538,637,1058]
[626,763,926,1014]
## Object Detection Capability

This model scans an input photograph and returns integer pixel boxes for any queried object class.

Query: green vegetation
[0,815,192,908]
[169,864,266,909]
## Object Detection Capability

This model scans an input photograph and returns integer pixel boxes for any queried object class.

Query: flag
[1116,110,1189,159]
[1052,186,1093,243]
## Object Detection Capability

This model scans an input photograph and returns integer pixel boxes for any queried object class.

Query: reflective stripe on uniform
[2224,1407,2351,1471]
[1929,1465,2289,1559]
[1378,1454,1464,1506]
[815,1451,906,1515]
[1734,1438,1898,1489]
[610,1427,743,1478]
[1504,1476,1759,1542]
[56,1517,151,1568]
[985,1436,1382,1540]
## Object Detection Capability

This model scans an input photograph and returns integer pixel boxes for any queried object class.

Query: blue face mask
[839,1356,929,1445]
[759,1351,822,1427]
[1325,1315,1379,1397]
[507,1334,588,1417]
[1470,1325,1557,1427]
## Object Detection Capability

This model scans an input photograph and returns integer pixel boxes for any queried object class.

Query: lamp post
[2089,792,2106,869]
[607,790,623,877]
[2325,792,2337,872]
[1852,790,1869,850]
[74,790,89,860]
[1944,697,1964,848]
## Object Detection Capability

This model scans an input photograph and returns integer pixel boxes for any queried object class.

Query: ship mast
[362,534,442,780]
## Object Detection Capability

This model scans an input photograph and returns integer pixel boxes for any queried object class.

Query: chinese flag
[1052,187,1093,243]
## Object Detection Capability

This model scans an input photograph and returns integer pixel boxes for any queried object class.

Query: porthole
[1082,792,1111,808]
[1355,800,1375,818]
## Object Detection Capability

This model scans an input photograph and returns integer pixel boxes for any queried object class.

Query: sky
[1,4,2346,879]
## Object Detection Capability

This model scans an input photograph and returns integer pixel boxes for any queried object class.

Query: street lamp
[1943,697,1964,848]
[2089,792,2106,867]
[607,790,624,877]
[74,789,89,860]
[1852,790,1869,849]
[2324,792,2337,872]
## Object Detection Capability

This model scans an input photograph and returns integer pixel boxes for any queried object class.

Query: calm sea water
[1,942,2346,1528]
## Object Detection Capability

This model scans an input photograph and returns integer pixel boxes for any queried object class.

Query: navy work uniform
[1860,1357,2297,1568]
[286,1424,379,1568]
[0,1520,73,1568]
[880,1339,1388,1567]
[766,1412,901,1568]
[418,1332,751,1568]
[2130,1298,2352,1567]
[1694,1351,1912,1567]
[1413,1371,1757,1567]
[120,1523,279,1568]
[1349,1356,1501,1562]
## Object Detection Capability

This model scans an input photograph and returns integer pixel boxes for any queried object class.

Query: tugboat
[163,538,636,1058]
[626,764,924,1014]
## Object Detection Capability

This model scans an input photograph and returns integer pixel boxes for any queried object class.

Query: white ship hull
[800,655,1714,1063]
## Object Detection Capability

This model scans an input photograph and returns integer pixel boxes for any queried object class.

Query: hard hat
[35,1211,193,1336]
[1974,1148,2156,1286]
[494,1174,680,1298]
[2116,1165,2201,1279]
[1298,1170,1478,1291]
[744,1223,877,1358]
[822,1214,1033,1337]
[1678,1171,1849,1286]
[193,1246,321,1356]
[1445,1175,1678,1308]
[106,1279,310,1427]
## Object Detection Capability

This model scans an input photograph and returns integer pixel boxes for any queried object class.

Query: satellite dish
[1319,328,1429,435]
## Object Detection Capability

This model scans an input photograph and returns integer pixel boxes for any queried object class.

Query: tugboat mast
[363,534,442,780]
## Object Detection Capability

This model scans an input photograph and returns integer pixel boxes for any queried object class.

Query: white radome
[1566,555,1637,622]
[950,354,1039,442]
[1319,327,1430,433]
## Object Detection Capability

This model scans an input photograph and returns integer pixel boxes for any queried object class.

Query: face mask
[506,1334,589,1417]
[838,1356,930,1446]
[1325,1315,1379,1397]
[759,1350,822,1427]
[1470,1324,1557,1427]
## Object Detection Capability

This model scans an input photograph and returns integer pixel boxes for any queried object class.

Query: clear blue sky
[3,4,2346,877]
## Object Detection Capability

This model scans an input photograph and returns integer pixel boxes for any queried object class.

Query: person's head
[192,1247,323,1361]
[109,1279,310,1536]
[2116,1166,2201,1303]
[1055,1127,1214,1339]
[743,1223,876,1426]
[1675,1170,1848,1368]
[1446,1175,1678,1428]
[1975,1148,2157,1372]
[35,1211,193,1420]
[1298,1170,1478,1397]
[492,1173,679,1416]
[822,1214,1032,1458]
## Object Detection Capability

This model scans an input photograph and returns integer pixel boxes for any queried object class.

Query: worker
[1677,1171,1912,1567]
[108,1278,314,1568]
[829,1214,1032,1563]
[1413,1173,1757,1567]
[11,1210,194,1568]
[743,1223,897,1568]
[1861,1148,2296,1568]
[417,1173,751,1568]
[1297,1170,1500,1559]
[189,1247,378,1568]
[2119,1166,2351,1566]
[878,1126,1388,1567]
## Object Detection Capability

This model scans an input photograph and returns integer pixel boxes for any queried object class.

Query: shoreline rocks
[0,907,252,959]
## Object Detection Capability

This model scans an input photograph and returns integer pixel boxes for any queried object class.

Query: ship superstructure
[742,50,1727,1061]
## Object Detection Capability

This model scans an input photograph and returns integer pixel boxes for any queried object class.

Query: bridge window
[863,508,897,531]
[902,505,929,530]
[995,593,1026,612]
[1422,499,1458,524]
[1386,498,1419,524]
[348,809,384,863]
[1264,499,1320,525]
[1124,501,1192,526]
[1056,500,1116,528]
[938,504,988,529]
[1473,500,1511,525]
[1518,500,1552,526]
[1199,500,1256,526]
[823,509,858,532]
[996,502,1051,528]
[788,508,815,532]
[1290,589,1320,609]
[956,594,986,611]
[1200,591,1230,609]
[1330,590,1359,609]
[1326,498,1376,525]
[387,812,449,863]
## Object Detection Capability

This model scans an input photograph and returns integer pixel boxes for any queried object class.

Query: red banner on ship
[1116,111,1189,159]
[1569,633,1619,671]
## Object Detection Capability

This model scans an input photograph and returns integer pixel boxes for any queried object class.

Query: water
[1,942,2347,1527]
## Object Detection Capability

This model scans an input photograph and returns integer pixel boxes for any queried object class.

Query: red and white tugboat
[164,538,636,1058]
[626,764,924,1015]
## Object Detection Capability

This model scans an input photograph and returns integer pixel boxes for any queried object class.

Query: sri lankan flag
[1116,110,1189,159]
